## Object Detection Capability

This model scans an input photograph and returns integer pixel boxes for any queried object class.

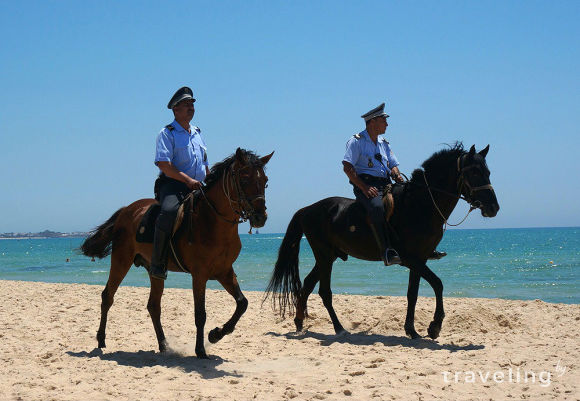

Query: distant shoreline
[1,226,578,239]
[0,236,87,240]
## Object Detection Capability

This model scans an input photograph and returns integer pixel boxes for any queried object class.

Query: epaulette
[353,133,361,139]
[165,124,174,131]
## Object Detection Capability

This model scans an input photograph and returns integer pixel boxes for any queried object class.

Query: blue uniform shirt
[154,120,209,182]
[343,129,399,178]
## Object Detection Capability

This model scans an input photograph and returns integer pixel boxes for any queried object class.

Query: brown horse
[80,148,273,358]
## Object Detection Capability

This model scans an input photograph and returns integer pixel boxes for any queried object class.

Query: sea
[0,227,578,304]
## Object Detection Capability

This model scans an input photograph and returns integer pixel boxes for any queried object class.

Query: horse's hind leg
[208,268,248,344]
[97,250,133,349]
[294,264,320,332]
[147,277,168,352]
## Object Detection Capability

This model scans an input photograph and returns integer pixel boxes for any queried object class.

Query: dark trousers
[352,174,392,250]
[155,176,189,233]
[353,186,386,226]
[352,174,391,228]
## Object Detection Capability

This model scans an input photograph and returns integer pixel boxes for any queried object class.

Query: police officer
[150,86,210,280]
[342,103,403,266]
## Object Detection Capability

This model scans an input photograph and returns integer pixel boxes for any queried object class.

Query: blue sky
[0,1,578,233]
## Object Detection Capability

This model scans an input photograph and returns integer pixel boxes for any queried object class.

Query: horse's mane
[203,149,265,190]
[409,142,465,183]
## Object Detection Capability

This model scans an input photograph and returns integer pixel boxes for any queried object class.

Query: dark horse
[81,148,273,358]
[265,143,499,339]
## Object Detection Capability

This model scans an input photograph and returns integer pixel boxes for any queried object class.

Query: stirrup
[383,248,401,266]
[150,265,167,280]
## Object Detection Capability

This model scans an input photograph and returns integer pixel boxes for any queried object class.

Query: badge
[367,158,374,168]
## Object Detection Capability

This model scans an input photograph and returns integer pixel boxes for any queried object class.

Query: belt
[358,174,390,185]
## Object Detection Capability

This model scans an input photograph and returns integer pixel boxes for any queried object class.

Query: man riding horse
[150,86,209,280]
[342,103,445,265]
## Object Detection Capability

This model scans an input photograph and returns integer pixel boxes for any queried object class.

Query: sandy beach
[0,280,578,400]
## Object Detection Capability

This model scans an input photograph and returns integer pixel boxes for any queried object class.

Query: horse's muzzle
[481,203,499,218]
[249,212,268,228]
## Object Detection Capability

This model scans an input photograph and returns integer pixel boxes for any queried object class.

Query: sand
[0,280,578,401]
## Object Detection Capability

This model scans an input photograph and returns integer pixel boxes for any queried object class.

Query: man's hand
[363,185,379,198]
[186,179,202,190]
[391,167,404,183]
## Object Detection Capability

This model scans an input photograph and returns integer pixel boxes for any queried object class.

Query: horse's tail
[80,207,125,259]
[264,208,305,317]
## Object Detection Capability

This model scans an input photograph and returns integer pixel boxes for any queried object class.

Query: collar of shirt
[170,119,196,134]
[361,129,387,144]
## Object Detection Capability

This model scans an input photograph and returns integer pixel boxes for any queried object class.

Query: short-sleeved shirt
[154,120,209,182]
[343,129,399,178]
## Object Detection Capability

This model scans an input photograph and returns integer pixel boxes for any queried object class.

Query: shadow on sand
[66,348,241,379]
[266,330,485,352]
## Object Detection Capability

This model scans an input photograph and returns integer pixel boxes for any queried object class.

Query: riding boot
[382,228,401,266]
[369,223,401,266]
[150,227,170,280]
[429,250,447,260]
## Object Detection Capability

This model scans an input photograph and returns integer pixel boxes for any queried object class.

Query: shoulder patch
[165,124,174,131]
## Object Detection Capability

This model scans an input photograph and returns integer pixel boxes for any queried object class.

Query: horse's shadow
[66,348,240,379]
[266,330,485,352]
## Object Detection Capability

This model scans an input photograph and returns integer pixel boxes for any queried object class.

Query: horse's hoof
[208,328,222,344]
[196,349,210,359]
[427,321,441,339]
[294,317,303,332]
[159,339,168,353]
[406,329,421,339]
[336,328,349,336]
[97,334,106,348]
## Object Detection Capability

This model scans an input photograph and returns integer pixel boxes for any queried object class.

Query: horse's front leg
[404,270,421,339]
[192,276,209,359]
[209,268,248,344]
[147,277,168,352]
[418,263,445,339]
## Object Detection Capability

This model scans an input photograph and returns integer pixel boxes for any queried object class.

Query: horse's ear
[235,147,248,165]
[260,151,274,165]
[479,144,490,158]
[469,145,476,157]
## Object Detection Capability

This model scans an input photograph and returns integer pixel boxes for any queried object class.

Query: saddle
[382,182,406,222]
[135,196,191,243]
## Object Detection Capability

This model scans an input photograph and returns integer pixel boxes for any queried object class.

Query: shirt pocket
[173,135,195,168]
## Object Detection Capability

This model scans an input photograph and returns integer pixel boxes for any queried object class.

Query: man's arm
[342,161,378,198]
[156,161,202,190]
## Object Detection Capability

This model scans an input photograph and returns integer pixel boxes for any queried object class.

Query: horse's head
[231,148,274,228]
[458,145,500,217]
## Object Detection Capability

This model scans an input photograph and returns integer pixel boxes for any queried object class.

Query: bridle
[226,164,266,223]
[199,163,265,225]
[456,154,494,205]
[422,153,495,229]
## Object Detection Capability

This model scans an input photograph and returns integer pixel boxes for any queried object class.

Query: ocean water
[0,227,578,304]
